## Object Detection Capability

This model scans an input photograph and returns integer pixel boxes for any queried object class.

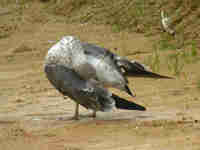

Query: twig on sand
[124,50,150,56]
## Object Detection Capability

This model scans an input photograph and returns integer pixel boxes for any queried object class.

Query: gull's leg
[92,110,96,118]
[73,103,79,120]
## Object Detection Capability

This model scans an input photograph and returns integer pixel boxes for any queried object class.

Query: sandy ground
[0,22,200,150]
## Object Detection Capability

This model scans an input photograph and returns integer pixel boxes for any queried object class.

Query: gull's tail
[112,94,146,111]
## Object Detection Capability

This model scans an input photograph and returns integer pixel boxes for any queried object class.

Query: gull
[44,36,172,119]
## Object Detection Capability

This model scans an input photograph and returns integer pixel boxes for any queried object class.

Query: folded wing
[82,42,173,79]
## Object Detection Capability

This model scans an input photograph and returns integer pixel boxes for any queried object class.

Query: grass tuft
[144,45,161,73]
[197,79,200,90]
[167,52,184,76]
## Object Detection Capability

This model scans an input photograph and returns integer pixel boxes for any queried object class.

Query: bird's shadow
[25,111,153,125]
[53,113,153,124]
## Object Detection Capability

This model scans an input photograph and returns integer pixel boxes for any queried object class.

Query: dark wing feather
[112,94,146,111]
[116,58,173,79]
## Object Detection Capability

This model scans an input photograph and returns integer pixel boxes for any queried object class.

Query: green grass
[197,79,200,90]
[144,45,161,73]
[181,41,199,64]
[167,52,184,76]
[144,40,199,77]
[190,41,198,57]
[165,40,199,76]
[157,39,178,51]
[111,24,122,33]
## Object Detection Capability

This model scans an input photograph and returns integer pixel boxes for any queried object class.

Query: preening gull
[44,36,172,119]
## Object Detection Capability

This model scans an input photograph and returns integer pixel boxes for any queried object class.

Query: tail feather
[112,94,146,111]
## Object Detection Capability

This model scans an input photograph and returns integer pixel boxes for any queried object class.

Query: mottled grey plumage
[44,36,171,119]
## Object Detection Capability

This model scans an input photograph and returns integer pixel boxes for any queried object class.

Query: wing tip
[124,85,136,97]
[112,94,146,111]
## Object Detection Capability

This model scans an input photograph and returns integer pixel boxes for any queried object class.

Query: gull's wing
[82,42,173,79]
[117,58,173,79]
[44,64,145,111]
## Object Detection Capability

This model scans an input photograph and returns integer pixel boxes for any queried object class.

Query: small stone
[15,97,23,103]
